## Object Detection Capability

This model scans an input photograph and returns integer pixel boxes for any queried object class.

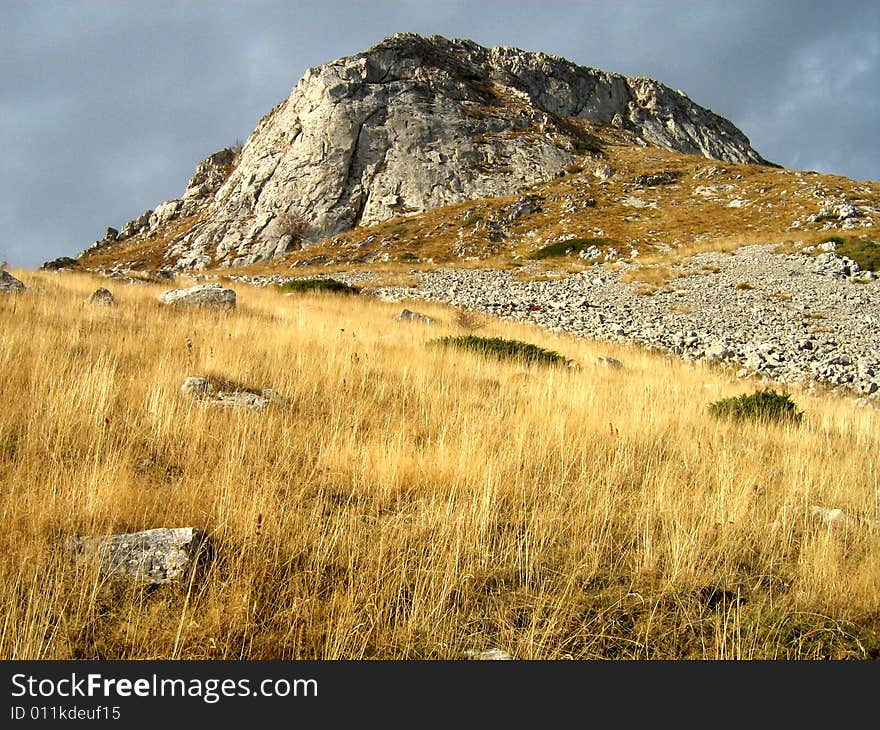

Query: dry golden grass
[2,271,880,659]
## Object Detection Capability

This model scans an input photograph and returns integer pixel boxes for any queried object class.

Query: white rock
[395,308,434,324]
[65,527,208,585]
[158,283,236,309]
[463,648,513,660]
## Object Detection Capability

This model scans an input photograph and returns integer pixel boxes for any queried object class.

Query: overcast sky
[2,0,878,267]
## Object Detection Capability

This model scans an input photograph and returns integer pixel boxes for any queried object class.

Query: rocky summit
[76,33,768,270]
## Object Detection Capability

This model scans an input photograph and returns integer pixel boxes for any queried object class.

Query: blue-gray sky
[2,0,878,267]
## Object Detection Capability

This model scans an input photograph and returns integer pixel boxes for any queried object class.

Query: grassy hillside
[2,271,879,659]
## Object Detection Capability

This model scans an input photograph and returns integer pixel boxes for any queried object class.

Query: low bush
[431,335,572,367]
[709,389,803,425]
[835,239,880,272]
[276,278,360,295]
[528,237,616,260]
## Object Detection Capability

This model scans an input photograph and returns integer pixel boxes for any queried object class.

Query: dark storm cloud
[1,0,878,267]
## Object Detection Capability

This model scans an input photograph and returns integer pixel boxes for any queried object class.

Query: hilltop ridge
[74,32,773,271]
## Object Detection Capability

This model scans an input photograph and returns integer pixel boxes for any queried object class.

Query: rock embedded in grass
[0,270,25,294]
[65,527,209,585]
[597,356,623,369]
[180,376,288,411]
[395,308,433,324]
[463,648,513,660]
[158,283,236,309]
[86,288,115,306]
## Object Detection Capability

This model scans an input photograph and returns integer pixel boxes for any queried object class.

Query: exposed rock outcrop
[78,33,768,270]
[65,527,209,585]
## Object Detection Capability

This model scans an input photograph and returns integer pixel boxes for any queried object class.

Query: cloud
[1,0,877,266]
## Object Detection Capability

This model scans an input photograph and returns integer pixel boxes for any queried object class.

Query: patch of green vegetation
[572,139,597,155]
[709,389,803,425]
[430,335,573,367]
[276,278,360,295]
[527,237,617,260]
[835,238,880,272]
[819,235,846,246]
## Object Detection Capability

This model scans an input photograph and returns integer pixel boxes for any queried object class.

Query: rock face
[0,271,25,293]
[158,283,236,309]
[65,527,208,585]
[80,33,767,270]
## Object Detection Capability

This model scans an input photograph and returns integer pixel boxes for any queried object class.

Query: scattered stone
[594,164,616,180]
[180,376,211,398]
[134,457,155,472]
[86,288,115,306]
[180,376,287,412]
[395,308,434,324]
[813,253,860,279]
[597,356,623,369]
[463,648,513,660]
[368,244,880,401]
[158,283,236,309]
[65,527,209,585]
[631,171,678,186]
[0,270,25,294]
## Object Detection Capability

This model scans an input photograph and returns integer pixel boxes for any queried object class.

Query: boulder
[86,288,115,306]
[158,283,236,309]
[65,527,209,585]
[395,308,434,324]
[0,270,25,293]
[597,356,623,369]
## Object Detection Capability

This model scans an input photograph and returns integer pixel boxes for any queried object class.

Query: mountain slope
[75,33,772,271]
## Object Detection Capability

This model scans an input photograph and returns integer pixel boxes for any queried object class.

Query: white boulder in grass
[810,505,880,530]
[65,527,209,585]
[463,648,514,660]
[158,283,236,309]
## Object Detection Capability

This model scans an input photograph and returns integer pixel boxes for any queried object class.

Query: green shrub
[430,335,572,367]
[709,389,803,425]
[528,237,616,260]
[835,239,880,272]
[276,278,360,295]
